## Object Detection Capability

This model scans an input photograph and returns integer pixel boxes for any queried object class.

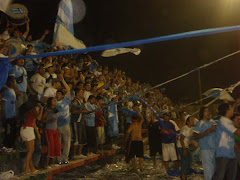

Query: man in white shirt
[83,83,92,103]
[29,64,46,99]
[44,64,57,87]
[42,78,61,103]
[177,115,194,180]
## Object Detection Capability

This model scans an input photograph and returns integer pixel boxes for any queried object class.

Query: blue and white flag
[54,0,86,49]
[0,0,12,13]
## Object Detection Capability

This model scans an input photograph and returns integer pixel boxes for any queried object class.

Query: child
[125,111,144,171]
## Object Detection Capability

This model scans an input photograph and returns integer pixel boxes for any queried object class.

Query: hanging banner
[0,0,12,13]
[55,22,86,49]
[53,0,85,49]
[101,48,141,57]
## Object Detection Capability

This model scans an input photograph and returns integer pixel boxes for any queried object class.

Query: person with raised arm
[55,73,71,164]
[145,107,163,170]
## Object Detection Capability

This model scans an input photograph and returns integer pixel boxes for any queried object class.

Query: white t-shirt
[177,125,194,148]
[30,73,46,95]
[43,87,57,98]
[44,72,57,87]
[170,120,180,132]
[84,91,92,102]
[0,53,8,58]
[94,71,102,77]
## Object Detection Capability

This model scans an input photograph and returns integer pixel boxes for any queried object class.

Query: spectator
[125,112,144,172]
[71,89,89,158]
[24,44,40,79]
[1,75,17,148]
[42,78,61,103]
[145,108,162,169]
[83,83,92,102]
[44,64,57,88]
[108,96,120,149]
[161,113,179,170]
[55,75,71,164]
[177,115,195,180]
[29,64,46,99]
[95,96,107,153]
[19,97,43,174]
[85,95,98,156]
[175,111,186,129]
[41,97,61,168]
[212,103,240,180]
[194,107,216,180]
[232,113,240,179]
[12,20,29,43]
[25,29,49,48]
[12,59,32,111]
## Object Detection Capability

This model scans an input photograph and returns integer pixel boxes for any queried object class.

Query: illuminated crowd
[0,20,240,180]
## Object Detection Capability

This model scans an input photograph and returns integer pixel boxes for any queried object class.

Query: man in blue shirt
[85,95,98,156]
[24,44,40,78]
[161,113,179,170]
[212,103,240,180]
[56,75,71,164]
[194,107,216,180]
[1,75,17,148]
[12,59,33,112]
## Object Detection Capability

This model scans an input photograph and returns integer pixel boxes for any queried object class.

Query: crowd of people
[1,19,240,180]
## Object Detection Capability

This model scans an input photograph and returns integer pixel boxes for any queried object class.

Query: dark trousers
[118,115,125,134]
[178,148,192,175]
[3,118,17,148]
[212,157,237,180]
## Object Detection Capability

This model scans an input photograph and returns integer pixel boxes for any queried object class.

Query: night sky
[9,0,240,102]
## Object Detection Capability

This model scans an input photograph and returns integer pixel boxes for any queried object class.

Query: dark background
[6,0,240,102]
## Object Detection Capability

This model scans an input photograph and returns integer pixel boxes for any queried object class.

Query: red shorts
[45,129,61,158]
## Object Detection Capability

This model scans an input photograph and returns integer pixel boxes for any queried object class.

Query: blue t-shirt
[215,116,237,159]
[1,88,16,119]
[12,65,27,92]
[25,58,39,72]
[194,119,216,150]
[161,121,176,144]
[125,108,135,124]
[56,97,70,127]
[85,102,98,127]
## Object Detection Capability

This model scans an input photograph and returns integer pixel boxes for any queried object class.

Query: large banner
[54,0,85,49]
[55,22,86,49]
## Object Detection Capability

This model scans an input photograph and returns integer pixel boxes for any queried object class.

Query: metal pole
[198,69,203,106]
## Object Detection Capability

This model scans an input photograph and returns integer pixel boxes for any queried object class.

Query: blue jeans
[201,150,215,180]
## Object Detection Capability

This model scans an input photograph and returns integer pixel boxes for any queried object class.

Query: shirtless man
[125,111,144,171]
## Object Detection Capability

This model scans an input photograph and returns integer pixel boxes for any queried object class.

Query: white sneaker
[112,144,120,150]
[79,154,87,158]
[115,145,121,149]
[112,144,117,150]
[90,153,96,156]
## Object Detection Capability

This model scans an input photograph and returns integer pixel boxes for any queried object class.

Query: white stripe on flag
[0,0,12,13]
